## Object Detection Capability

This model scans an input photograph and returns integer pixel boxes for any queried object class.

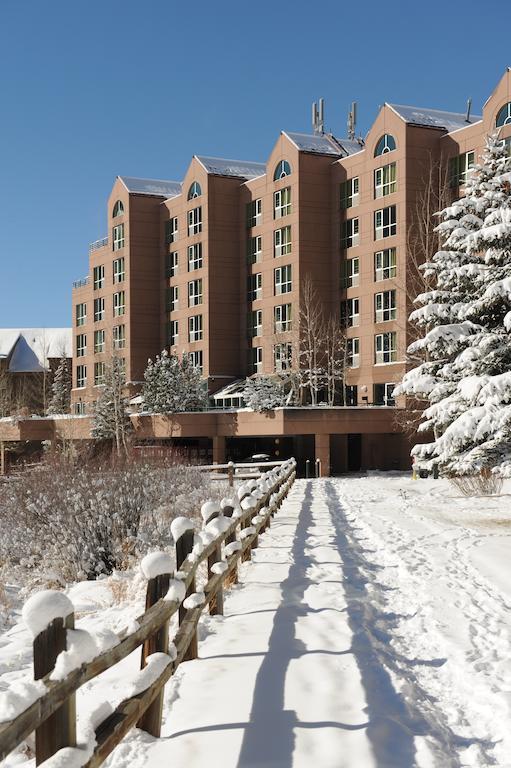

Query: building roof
[0,329,72,372]
[119,176,183,198]
[284,131,343,156]
[195,156,266,179]
[388,104,482,132]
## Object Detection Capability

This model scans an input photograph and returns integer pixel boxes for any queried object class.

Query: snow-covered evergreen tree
[396,134,511,475]
[91,357,132,454]
[243,375,289,412]
[47,357,71,415]
[142,350,208,413]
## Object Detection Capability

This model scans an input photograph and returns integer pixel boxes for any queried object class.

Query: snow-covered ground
[2,474,511,767]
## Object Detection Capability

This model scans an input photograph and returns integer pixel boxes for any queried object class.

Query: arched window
[187,181,202,200]
[113,200,124,217]
[273,160,292,180]
[374,134,396,157]
[496,102,511,127]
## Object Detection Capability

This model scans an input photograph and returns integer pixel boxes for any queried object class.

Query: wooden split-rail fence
[0,458,297,766]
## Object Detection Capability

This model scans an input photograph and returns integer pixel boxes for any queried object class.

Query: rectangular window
[93,265,105,290]
[341,258,360,288]
[375,332,397,364]
[374,162,397,198]
[274,187,292,218]
[167,320,178,347]
[188,278,203,307]
[274,343,292,373]
[76,365,86,388]
[165,217,178,244]
[347,337,360,368]
[274,225,292,257]
[375,290,397,322]
[76,303,86,327]
[74,401,86,415]
[189,315,203,342]
[112,325,125,350]
[341,298,360,327]
[341,217,360,248]
[248,346,263,375]
[166,285,179,312]
[374,205,397,240]
[113,257,125,283]
[504,137,511,157]
[165,251,178,278]
[274,264,292,295]
[340,177,359,209]
[246,198,262,228]
[112,223,124,251]
[345,385,358,406]
[247,235,262,264]
[76,334,86,357]
[94,362,105,386]
[375,248,397,281]
[247,273,262,301]
[188,206,202,236]
[274,303,292,333]
[449,151,475,187]
[94,297,105,322]
[374,382,396,406]
[188,243,203,271]
[189,350,203,372]
[113,291,125,317]
[94,329,105,354]
[248,309,263,337]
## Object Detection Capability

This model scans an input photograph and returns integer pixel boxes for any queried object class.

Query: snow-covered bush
[143,350,208,413]
[0,455,224,587]
[396,134,511,478]
[243,376,288,412]
[46,357,71,415]
[91,357,132,453]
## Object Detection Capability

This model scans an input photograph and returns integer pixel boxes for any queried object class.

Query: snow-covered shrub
[143,350,208,413]
[47,357,71,415]
[243,376,289,412]
[0,455,225,587]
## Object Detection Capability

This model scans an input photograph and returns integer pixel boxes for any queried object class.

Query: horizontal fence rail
[0,458,297,766]
[191,460,287,486]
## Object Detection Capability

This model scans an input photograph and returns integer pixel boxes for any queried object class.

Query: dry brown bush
[449,470,504,497]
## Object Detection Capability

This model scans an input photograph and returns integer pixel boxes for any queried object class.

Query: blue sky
[0,0,509,328]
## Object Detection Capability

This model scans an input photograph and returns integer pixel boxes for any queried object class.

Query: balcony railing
[89,236,108,253]
[72,276,90,289]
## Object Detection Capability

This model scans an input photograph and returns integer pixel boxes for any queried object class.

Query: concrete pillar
[314,434,331,477]
[212,436,226,465]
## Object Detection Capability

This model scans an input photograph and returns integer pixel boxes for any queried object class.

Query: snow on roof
[0,328,71,372]
[284,131,343,156]
[195,156,266,179]
[119,176,183,198]
[211,379,247,399]
[388,104,482,132]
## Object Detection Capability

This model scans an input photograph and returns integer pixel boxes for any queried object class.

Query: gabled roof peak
[387,104,482,132]
[194,156,266,179]
[119,176,182,198]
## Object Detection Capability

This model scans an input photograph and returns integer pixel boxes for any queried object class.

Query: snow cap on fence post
[22,590,74,638]
[201,500,221,524]
[140,552,173,580]
[170,516,195,543]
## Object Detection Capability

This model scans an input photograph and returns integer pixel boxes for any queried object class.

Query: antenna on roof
[347,101,357,140]
[465,97,472,123]
[312,99,325,135]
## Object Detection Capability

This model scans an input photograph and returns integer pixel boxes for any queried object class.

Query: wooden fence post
[137,569,171,737]
[204,508,224,616]
[227,461,234,487]
[34,615,76,765]
[175,530,198,661]
[221,501,238,586]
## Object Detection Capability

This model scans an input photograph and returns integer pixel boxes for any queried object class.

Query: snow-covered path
[103,476,511,768]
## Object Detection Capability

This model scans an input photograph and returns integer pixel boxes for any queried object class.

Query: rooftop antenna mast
[465,97,472,123]
[312,98,325,135]
[347,101,357,140]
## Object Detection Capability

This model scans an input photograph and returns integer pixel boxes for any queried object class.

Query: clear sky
[0,0,509,328]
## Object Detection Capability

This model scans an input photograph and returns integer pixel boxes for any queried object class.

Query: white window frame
[166,216,178,244]
[76,303,86,327]
[374,162,397,198]
[247,198,262,227]
[341,217,360,248]
[188,243,203,271]
[94,362,106,386]
[375,332,397,364]
[347,337,360,368]
[93,265,105,290]
[274,264,292,295]
[94,297,105,322]
[343,298,360,327]
[188,278,203,307]
[274,343,292,372]
[189,315,203,342]
[374,205,397,240]
[375,290,397,322]
[112,325,125,350]
[188,206,202,236]
[249,346,263,374]
[113,291,125,317]
[166,251,178,278]
[248,273,262,301]
[274,187,292,219]
[113,257,125,283]
[248,309,263,337]
[168,286,179,312]
[247,235,262,264]
[94,329,105,354]
[76,334,86,357]
[76,365,86,388]
[375,248,397,281]
[168,320,178,347]
[189,350,203,371]
[342,258,359,288]
[112,223,124,251]
[274,303,292,333]
[340,177,359,209]
[274,225,292,257]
